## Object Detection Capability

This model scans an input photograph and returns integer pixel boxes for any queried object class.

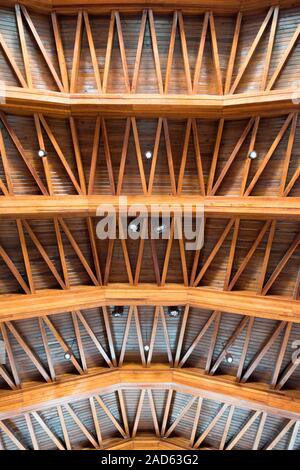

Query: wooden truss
[0,5,299,116]
[0,370,299,450]
[0,0,299,450]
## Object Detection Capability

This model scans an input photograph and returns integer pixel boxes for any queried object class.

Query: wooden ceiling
[0,0,299,451]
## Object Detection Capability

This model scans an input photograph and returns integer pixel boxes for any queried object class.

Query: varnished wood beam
[0,284,299,323]
[1,88,300,118]
[0,196,299,219]
[105,436,191,450]
[0,366,300,421]
[1,1,300,15]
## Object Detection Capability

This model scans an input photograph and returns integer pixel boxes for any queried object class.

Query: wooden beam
[94,395,127,438]
[1,195,299,219]
[131,10,147,93]
[1,366,300,421]
[229,7,274,94]
[165,396,197,438]
[105,436,192,450]
[1,88,300,118]
[64,403,99,448]
[267,24,300,91]
[0,32,28,88]
[0,420,26,449]
[20,6,64,92]
[70,11,83,94]
[31,411,65,449]
[194,403,229,448]
[51,12,69,92]
[225,410,261,450]
[224,12,242,94]
[2,1,300,15]
[264,419,296,450]
[0,284,299,323]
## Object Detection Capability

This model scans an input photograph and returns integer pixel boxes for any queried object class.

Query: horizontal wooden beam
[1,87,299,118]
[0,196,299,220]
[91,437,213,451]
[0,284,299,323]
[1,0,299,14]
[104,436,195,450]
[0,366,299,420]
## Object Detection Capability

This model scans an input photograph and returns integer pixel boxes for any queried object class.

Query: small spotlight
[167,306,180,318]
[145,151,152,160]
[112,306,124,318]
[144,345,150,352]
[38,149,47,158]
[129,222,140,233]
[155,224,166,234]
[248,150,257,160]
[225,353,233,364]
[64,351,72,361]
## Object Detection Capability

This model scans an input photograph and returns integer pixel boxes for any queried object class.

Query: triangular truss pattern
[0,1,299,451]
[1,6,300,96]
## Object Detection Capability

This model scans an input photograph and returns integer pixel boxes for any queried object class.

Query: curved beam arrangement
[0,366,300,421]
[0,284,299,323]
[2,88,300,118]
[104,436,193,450]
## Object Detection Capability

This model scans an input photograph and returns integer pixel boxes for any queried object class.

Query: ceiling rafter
[0,285,298,323]
[0,6,299,116]
[1,382,299,450]
[1,196,299,219]
[1,298,300,394]
[1,367,300,421]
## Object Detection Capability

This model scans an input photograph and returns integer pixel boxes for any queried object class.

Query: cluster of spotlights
[167,306,180,318]
[109,306,181,354]
[111,306,181,319]
[128,221,166,234]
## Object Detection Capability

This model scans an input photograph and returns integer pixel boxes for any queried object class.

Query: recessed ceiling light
[38,149,47,158]
[112,306,124,318]
[248,150,257,160]
[64,351,72,361]
[145,151,152,160]
[225,353,233,364]
[167,306,180,318]
[144,345,150,352]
